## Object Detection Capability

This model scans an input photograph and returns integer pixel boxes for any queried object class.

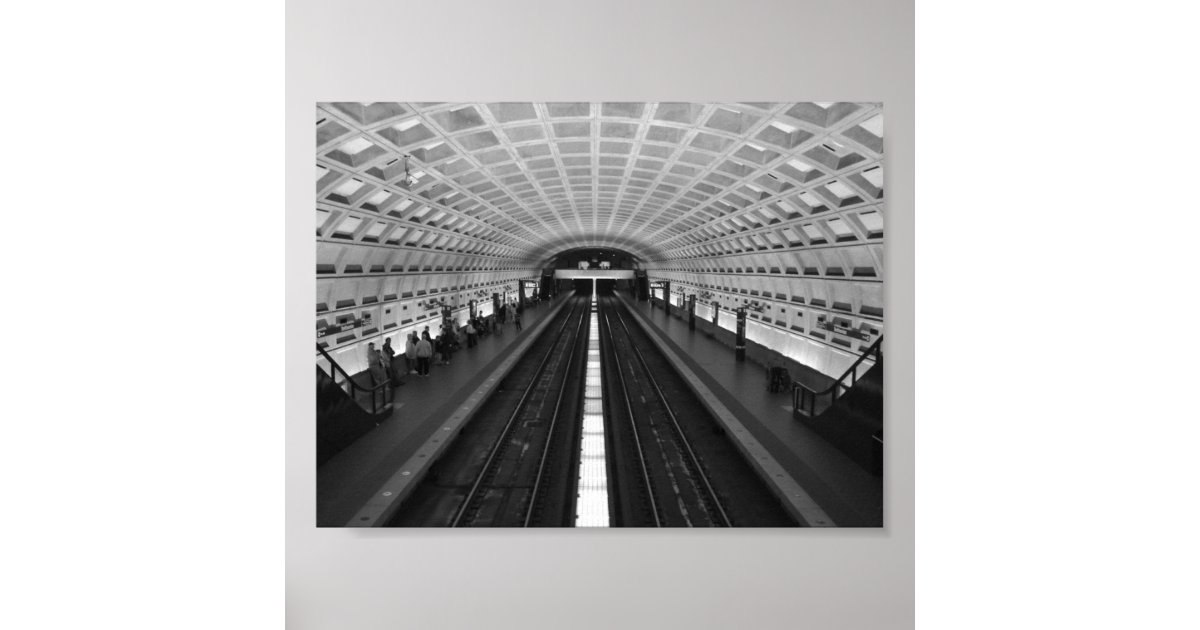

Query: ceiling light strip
[574,292,610,527]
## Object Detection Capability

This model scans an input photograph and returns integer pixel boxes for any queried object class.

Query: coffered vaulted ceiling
[316,102,884,272]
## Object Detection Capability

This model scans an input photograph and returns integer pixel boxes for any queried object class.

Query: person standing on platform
[382,337,403,386]
[514,308,522,331]
[466,319,477,348]
[415,334,432,377]
[437,333,451,366]
[366,342,389,395]
[404,332,417,374]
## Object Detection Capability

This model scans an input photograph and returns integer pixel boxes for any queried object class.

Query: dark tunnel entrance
[547,246,640,298]
[571,279,617,296]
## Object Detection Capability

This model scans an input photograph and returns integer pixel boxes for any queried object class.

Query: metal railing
[792,335,883,419]
[316,343,391,416]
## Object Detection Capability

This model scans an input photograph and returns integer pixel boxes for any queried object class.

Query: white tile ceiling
[317,102,884,264]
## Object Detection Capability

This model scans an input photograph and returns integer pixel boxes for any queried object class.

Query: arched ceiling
[316,102,884,267]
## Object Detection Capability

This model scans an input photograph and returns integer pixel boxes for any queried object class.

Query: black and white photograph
[315,102,885,527]
[21,1,1200,628]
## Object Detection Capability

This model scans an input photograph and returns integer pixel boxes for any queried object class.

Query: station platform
[317,293,572,526]
[614,292,883,526]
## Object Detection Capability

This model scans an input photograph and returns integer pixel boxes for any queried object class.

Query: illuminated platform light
[574,310,610,527]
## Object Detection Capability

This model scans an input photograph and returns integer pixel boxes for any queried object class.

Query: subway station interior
[315,102,885,527]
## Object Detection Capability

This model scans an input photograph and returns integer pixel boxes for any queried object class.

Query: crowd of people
[362,299,530,401]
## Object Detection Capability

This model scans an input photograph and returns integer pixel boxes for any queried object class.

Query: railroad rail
[449,298,588,527]
[600,298,732,527]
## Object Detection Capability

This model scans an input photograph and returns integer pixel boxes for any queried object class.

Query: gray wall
[286,1,915,628]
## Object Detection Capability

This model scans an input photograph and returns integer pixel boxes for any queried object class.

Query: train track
[447,297,589,527]
[387,291,796,528]
[599,298,732,527]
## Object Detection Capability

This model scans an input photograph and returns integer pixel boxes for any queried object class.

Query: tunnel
[315,102,885,530]
[317,102,884,386]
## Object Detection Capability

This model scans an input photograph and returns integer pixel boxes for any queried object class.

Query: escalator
[316,346,391,466]
[793,338,884,476]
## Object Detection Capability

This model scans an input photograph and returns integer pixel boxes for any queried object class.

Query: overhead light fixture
[401,155,415,187]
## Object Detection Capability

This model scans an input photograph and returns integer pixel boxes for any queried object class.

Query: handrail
[815,334,883,396]
[316,343,391,416]
[791,335,882,418]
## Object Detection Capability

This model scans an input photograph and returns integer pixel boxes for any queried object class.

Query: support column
[662,281,671,317]
[469,299,477,320]
[735,306,747,362]
[441,303,453,333]
[518,282,526,313]
[492,292,500,320]
[687,294,696,331]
